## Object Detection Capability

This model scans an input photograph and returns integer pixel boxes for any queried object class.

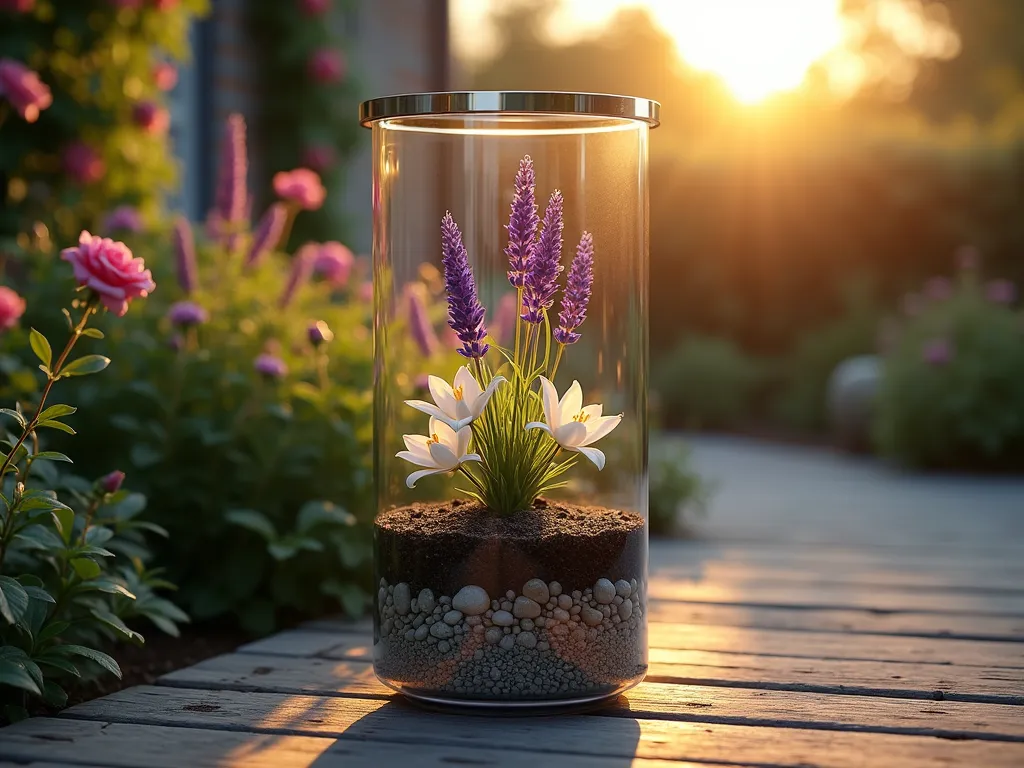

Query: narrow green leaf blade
[51,644,122,678]
[37,404,76,422]
[37,420,76,435]
[59,355,110,378]
[29,329,52,370]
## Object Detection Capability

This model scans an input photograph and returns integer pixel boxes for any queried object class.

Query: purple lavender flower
[172,216,197,295]
[308,320,334,346]
[168,300,209,327]
[521,190,564,324]
[922,338,953,366]
[553,232,594,345]
[406,284,439,357]
[254,353,288,379]
[313,241,354,286]
[505,155,538,288]
[245,203,288,268]
[986,278,1017,305]
[213,114,248,229]
[441,211,489,359]
[103,205,144,233]
[279,245,315,308]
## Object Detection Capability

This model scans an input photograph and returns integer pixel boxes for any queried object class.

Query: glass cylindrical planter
[361,92,659,709]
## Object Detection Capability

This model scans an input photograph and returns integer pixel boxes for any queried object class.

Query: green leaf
[20,494,72,512]
[32,451,73,464]
[42,680,68,708]
[129,443,162,468]
[296,500,355,533]
[35,654,80,678]
[268,542,298,561]
[104,492,146,520]
[322,581,366,618]
[21,586,55,604]
[0,408,26,428]
[29,329,52,370]
[59,355,110,378]
[51,644,121,678]
[83,580,135,599]
[37,404,76,422]
[0,577,29,624]
[226,509,277,541]
[37,420,76,435]
[88,609,143,644]
[0,657,42,695]
[81,328,104,339]
[14,525,64,551]
[71,558,101,580]
[36,621,71,645]
[145,613,181,637]
[52,507,76,543]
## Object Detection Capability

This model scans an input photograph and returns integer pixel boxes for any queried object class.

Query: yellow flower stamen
[427,433,440,444]
[572,411,590,423]
[453,385,464,401]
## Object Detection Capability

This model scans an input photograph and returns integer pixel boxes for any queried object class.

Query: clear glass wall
[370,109,650,707]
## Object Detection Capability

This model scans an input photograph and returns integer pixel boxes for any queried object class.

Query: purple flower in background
[0,58,52,123]
[273,168,326,211]
[922,338,953,367]
[406,284,438,357]
[279,245,315,308]
[521,190,564,324]
[986,279,1017,305]
[103,205,144,233]
[63,141,104,184]
[955,244,980,272]
[505,155,538,288]
[99,470,125,494]
[924,276,952,301]
[554,232,594,345]
[213,114,248,231]
[172,216,198,295]
[491,292,519,346]
[168,300,208,327]
[245,203,287,268]
[255,353,288,379]
[308,320,334,346]
[441,211,489,359]
[168,333,184,352]
[314,241,354,286]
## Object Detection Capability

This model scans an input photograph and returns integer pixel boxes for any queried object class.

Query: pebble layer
[374,576,646,701]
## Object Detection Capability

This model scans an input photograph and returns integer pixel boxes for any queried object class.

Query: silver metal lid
[359,91,660,128]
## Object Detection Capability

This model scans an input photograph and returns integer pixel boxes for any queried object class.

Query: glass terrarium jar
[360,92,659,709]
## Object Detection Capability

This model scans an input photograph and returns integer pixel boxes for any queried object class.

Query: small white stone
[499,634,516,651]
[517,631,537,649]
[522,579,550,604]
[404,629,415,641]
[593,578,616,605]
[452,585,490,615]
[437,640,451,653]
[520,618,535,631]
[513,596,541,619]
[393,583,411,615]
[444,610,463,626]
[557,594,572,610]
[618,600,633,620]
[417,588,436,614]
[379,577,387,588]
[429,621,453,639]
[552,608,570,622]
[377,587,387,608]
[414,624,429,641]
[581,607,603,627]
[548,581,562,597]
[485,627,502,645]
[382,618,393,635]
[491,610,514,626]
[615,579,632,598]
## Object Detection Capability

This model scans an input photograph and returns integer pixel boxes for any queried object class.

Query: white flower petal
[428,441,458,470]
[456,425,472,457]
[402,434,433,461]
[559,380,583,423]
[553,420,587,448]
[538,376,559,428]
[454,366,482,403]
[471,375,505,419]
[405,399,448,423]
[525,422,552,435]
[572,445,606,470]
[428,375,457,417]
[581,404,603,420]
[581,414,622,446]
[432,419,459,450]
[461,453,482,464]
[406,468,446,488]
[396,450,436,468]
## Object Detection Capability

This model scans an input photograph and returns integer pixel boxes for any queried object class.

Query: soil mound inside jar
[375,499,645,597]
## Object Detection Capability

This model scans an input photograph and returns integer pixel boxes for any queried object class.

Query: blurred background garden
[0,0,1022,716]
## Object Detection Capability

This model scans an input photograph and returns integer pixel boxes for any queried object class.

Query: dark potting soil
[375,498,646,597]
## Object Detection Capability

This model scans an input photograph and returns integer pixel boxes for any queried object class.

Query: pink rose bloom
[63,141,105,184]
[103,205,144,233]
[0,286,26,331]
[100,470,125,494]
[314,241,353,286]
[358,280,373,303]
[300,0,329,14]
[60,231,155,316]
[923,276,952,301]
[0,0,35,12]
[922,338,953,367]
[133,101,170,134]
[985,278,1016,305]
[0,58,52,123]
[153,62,178,91]
[307,48,345,83]
[273,168,326,210]
[302,143,336,173]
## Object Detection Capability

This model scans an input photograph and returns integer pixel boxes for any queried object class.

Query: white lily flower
[405,366,505,432]
[396,416,481,488]
[525,377,622,470]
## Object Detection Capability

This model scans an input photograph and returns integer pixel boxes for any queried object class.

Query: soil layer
[375,499,646,596]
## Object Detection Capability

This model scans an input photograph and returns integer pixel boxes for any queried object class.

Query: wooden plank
[58,686,1024,764]
[0,719,729,768]
[161,651,1024,705]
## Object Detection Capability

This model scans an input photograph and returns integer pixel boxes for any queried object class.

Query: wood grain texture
[163,650,1024,704]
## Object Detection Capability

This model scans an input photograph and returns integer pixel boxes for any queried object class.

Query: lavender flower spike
[505,155,538,288]
[441,211,489,359]
[521,190,564,324]
[279,244,315,308]
[214,114,248,227]
[245,203,287,268]
[172,216,198,295]
[554,231,594,345]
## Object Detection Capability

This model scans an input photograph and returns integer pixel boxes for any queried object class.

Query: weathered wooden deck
[1,437,1022,767]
